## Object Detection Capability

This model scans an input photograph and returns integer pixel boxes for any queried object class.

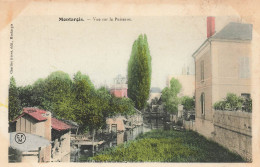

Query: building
[10,108,71,162]
[106,116,126,133]
[106,109,143,133]
[167,70,195,98]
[110,75,128,98]
[192,17,252,160]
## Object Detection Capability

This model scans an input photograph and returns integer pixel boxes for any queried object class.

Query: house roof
[192,22,252,58]
[12,107,71,131]
[51,118,71,131]
[23,108,48,121]
[11,108,48,122]
[212,22,252,41]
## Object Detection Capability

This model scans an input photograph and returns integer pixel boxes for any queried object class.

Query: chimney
[207,16,215,38]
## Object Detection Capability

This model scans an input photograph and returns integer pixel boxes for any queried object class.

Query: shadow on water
[70,117,171,162]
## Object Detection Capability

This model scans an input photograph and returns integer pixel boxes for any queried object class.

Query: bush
[213,93,252,112]
[243,98,252,112]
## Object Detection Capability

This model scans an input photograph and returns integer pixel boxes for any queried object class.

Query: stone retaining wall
[213,110,252,161]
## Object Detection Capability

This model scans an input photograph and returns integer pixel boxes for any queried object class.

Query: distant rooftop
[150,87,161,93]
[212,22,252,41]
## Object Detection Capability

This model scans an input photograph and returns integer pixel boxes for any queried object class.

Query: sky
[12,15,240,89]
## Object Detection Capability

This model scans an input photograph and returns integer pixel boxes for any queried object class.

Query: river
[70,117,171,162]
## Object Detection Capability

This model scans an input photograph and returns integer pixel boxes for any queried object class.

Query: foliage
[13,70,137,131]
[74,71,94,89]
[43,71,74,119]
[146,97,162,113]
[213,93,251,112]
[72,72,95,129]
[181,96,195,111]
[161,78,182,113]
[176,120,183,126]
[243,97,252,112]
[18,85,34,108]
[109,96,136,117]
[85,130,244,162]
[8,77,21,122]
[127,34,152,110]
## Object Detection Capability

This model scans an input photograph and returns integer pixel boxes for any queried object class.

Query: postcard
[0,0,259,167]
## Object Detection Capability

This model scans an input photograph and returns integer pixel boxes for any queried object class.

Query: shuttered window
[240,57,250,78]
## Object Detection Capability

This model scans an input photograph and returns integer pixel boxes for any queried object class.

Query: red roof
[23,108,48,121]
[51,117,71,131]
[12,108,71,131]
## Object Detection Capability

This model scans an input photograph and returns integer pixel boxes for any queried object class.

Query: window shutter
[240,57,250,78]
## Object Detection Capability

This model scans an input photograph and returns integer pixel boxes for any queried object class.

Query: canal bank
[87,129,245,162]
[70,117,171,162]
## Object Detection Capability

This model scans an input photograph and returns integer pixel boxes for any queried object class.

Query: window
[200,61,204,81]
[240,57,250,78]
[200,93,205,115]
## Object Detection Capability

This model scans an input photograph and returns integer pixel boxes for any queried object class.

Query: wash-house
[9,107,71,162]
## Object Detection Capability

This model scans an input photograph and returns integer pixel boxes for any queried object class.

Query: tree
[72,72,95,130]
[109,96,136,117]
[181,96,195,111]
[74,71,94,89]
[127,34,152,110]
[18,85,34,108]
[42,71,73,119]
[161,78,182,114]
[14,69,138,135]
[9,77,21,122]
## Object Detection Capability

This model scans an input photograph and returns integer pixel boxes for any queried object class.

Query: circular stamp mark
[15,133,26,144]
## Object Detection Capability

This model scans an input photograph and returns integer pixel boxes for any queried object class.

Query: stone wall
[194,117,215,139]
[213,110,252,161]
[51,131,71,162]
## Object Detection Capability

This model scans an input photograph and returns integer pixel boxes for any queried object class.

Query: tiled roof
[12,108,71,131]
[51,117,71,131]
[23,108,48,121]
[212,22,252,41]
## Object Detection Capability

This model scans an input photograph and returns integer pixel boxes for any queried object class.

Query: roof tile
[23,108,48,121]
[51,117,71,131]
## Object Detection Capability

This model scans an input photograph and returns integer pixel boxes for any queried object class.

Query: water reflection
[70,117,169,162]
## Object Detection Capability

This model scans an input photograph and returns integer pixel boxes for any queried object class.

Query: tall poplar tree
[127,34,152,110]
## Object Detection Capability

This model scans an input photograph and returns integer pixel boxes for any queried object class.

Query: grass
[80,129,245,162]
